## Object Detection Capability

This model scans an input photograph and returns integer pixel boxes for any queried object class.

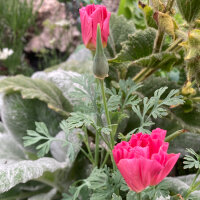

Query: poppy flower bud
[79,4,111,51]
[93,24,109,79]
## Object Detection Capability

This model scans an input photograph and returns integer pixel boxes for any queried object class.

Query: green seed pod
[176,0,200,24]
[155,12,178,39]
[93,24,109,79]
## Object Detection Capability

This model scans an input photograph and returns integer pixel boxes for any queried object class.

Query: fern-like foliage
[23,121,80,160]
[107,78,142,112]
[23,122,54,157]
[131,87,184,134]
[183,148,200,169]
[70,75,101,114]
[62,167,126,200]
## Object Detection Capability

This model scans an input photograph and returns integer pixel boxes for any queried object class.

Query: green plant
[0,0,200,199]
[0,0,36,75]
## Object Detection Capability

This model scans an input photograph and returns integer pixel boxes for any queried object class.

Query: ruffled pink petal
[112,141,130,164]
[117,158,163,193]
[148,138,169,157]
[151,148,168,166]
[151,128,167,141]
[129,133,150,148]
[151,153,180,185]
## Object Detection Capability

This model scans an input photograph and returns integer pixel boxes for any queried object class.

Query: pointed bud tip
[93,23,109,79]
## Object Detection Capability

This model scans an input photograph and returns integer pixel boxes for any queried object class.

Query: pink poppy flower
[79,4,111,51]
[112,128,180,193]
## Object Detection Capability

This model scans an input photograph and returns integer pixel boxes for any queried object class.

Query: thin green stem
[101,151,110,168]
[99,79,117,170]
[166,38,183,52]
[153,29,165,53]
[165,129,186,142]
[95,130,100,167]
[164,0,175,13]
[83,127,95,165]
[136,192,142,200]
[99,79,113,145]
[80,148,95,166]
[184,169,200,199]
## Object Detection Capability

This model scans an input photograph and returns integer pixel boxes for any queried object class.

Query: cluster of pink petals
[113,128,180,193]
[79,4,111,50]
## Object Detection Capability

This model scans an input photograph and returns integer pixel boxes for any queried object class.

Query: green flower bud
[154,11,178,40]
[180,29,200,60]
[93,24,109,79]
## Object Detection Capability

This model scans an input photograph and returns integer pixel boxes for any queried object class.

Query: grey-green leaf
[28,188,57,200]
[110,28,156,63]
[105,13,136,58]
[0,157,68,193]
[0,75,72,116]
[0,134,26,161]
[129,52,181,71]
[112,193,122,200]
[169,106,200,133]
[1,93,63,146]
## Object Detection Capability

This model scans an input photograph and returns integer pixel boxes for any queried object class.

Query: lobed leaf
[105,13,136,58]
[0,75,72,116]
[110,28,156,63]
[129,52,181,71]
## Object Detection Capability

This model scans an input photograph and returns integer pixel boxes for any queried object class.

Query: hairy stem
[165,129,186,142]
[99,79,113,145]
[99,79,116,169]
[153,29,165,53]
[184,169,200,199]
[95,130,100,167]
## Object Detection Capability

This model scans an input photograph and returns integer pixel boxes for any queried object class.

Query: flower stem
[95,130,100,167]
[136,193,142,200]
[99,79,113,146]
[165,129,186,142]
[184,168,200,199]
[99,79,116,170]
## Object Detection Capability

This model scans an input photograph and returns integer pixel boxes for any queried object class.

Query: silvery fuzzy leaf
[0,157,69,193]
[169,132,200,157]
[163,177,200,198]
[50,129,83,162]
[0,134,70,193]
[28,188,57,200]
[0,75,72,117]
[32,70,82,104]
